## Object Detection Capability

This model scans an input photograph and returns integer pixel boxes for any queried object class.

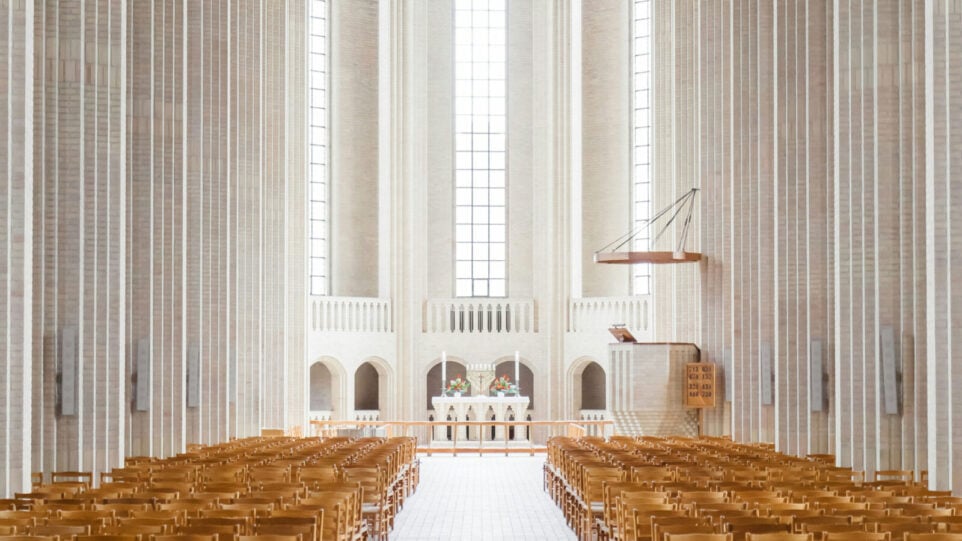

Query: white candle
[514,350,520,387]
[441,351,447,391]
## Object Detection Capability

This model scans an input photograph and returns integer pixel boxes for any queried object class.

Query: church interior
[2,0,962,539]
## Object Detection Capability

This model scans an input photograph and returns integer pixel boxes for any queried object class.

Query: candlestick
[441,351,447,393]
[514,350,520,391]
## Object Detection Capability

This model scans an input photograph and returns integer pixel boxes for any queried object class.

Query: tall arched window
[308,0,330,295]
[631,0,652,295]
[454,0,507,298]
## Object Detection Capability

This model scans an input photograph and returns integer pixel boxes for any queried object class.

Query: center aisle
[392,454,577,541]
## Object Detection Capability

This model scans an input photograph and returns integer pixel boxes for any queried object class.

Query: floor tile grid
[391,454,577,541]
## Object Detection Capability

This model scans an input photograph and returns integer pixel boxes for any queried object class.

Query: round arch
[493,356,535,410]
[567,356,607,417]
[425,356,468,410]
[310,356,347,419]
[354,356,393,419]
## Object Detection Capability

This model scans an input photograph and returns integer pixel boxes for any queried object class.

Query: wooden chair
[0,536,58,541]
[340,467,390,541]
[150,534,217,541]
[758,504,810,516]
[235,535,301,541]
[106,522,170,536]
[872,472,913,485]
[188,518,251,536]
[794,516,853,534]
[58,510,117,526]
[822,533,890,541]
[76,535,141,541]
[928,516,962,531]
[655,523,717,541]
[867,523,937,537]
[664,533,733,541]
[93,503,152,517]
[218,504,272,518]
[841,510,893,523]
[252,519,314,541]
[904,535,962,541]
[745,533,813,541]
[175,523,239,541]
[726,522,791,541]
[0,519,35,534]
[624,504,681,541]
[32,523,92,537]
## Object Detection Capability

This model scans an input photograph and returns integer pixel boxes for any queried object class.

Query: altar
[430,360,531,445]
[431,395,530,444]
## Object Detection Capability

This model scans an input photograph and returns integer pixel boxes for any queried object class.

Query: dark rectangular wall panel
[723,348,733,402]
[880,327,899,415]
[135,338,150,412]
[760,343,773,406]
[60,327,78,416]
[811,339,824,412]
[187,345,200,408]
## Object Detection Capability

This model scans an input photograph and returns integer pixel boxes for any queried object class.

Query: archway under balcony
[568,356,607,422]
[425,357,468,411]
[493,357,535,411]
[354,356,393,420]
[309,356,347,421]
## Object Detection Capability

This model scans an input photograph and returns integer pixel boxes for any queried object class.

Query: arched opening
[309,356,346,420]
[494,360,534,409]
[581,361,606,410]
[568,356,609,417]
[426,359,467,410]
[310,362,333,410]
[354,362,380,411]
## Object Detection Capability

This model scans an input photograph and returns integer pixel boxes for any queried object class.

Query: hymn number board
[685,363,716,408]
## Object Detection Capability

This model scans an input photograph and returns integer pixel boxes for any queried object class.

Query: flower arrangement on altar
[445,375,470,395]
[489,374,518,396]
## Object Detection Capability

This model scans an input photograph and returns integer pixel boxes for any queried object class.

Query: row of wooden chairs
[545,436,960,541]
[1,435,420,541]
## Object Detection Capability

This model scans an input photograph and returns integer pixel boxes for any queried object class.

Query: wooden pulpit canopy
[594,251,702,264]
[594,187,702,265]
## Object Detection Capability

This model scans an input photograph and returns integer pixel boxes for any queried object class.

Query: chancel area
[3,0,962,539]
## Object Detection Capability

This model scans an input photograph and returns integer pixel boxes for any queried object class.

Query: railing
[579,409,611,437]
[308,410,334,421]
[354,410,380,422]
[567,295,650,335]
[310,296,392,333]
[423,298,537,333]
[308,419,614,455]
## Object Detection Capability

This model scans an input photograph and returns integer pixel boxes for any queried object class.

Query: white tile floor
[391,454,577,541]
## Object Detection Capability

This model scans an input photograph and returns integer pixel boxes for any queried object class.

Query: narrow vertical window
[631,0,652,295]
[308,0,330,295]
[454,0,507,298]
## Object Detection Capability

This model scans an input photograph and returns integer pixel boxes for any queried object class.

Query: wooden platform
[594,250,703,264]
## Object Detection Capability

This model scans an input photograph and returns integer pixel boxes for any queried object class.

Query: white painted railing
[310,296,392,333]
[423,298,537,333]
[309,410,334,421]
[354,410,380,422]
[580,409,611,437]
[567,296,650,336]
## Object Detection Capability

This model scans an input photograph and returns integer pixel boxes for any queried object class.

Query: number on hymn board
[685,363,716,408]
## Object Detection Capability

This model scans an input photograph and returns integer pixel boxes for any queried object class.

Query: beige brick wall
[651,0,939,485]
[0,0,307,497]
